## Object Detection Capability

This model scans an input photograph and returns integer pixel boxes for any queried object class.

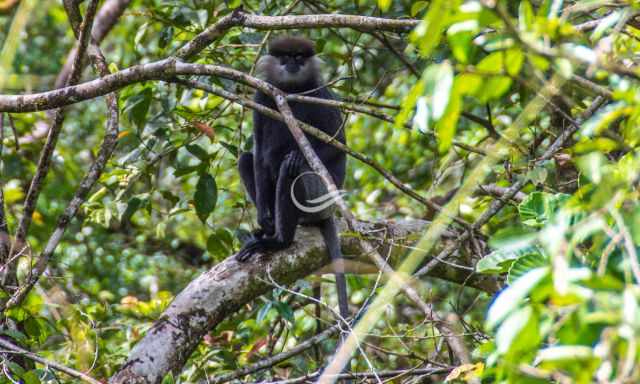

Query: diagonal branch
[2,0,101,294]
[209,323,341,384]
[2,0,121,310]
[173,78,470,228]
[109,219,493,384]
[55,0,132,88]
[0,337,102,384]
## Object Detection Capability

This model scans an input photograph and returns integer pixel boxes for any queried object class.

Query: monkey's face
[256,54,321,91]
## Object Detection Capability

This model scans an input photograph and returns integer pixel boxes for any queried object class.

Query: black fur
[237,36,351,375]
[236,86,346,259]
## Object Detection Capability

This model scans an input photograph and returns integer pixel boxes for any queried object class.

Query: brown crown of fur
[268,36,316,57]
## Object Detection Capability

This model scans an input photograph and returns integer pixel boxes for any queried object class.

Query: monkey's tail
[320,217,352,381]
[320,217,349,321]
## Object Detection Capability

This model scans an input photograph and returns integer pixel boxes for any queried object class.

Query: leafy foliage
[2,0,640,383]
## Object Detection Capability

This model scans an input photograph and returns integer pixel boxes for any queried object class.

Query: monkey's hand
[284,151,306,176]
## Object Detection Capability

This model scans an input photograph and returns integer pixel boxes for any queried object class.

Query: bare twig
[257,367,450,384]
[208,323,341,384]
[3,0,121,310]
[55,0,133,88]
[0,113,8,268]
[2,0,101,296]
[0,338,102,384]
[174,79,468,228]
[476,184,527,203]
[414,95,608,279]
[6,114,18,151]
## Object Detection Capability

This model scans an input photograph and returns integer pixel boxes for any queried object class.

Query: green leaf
[447,29,474,63]
[507,252,549,284]
[395,79,425,128]
[505,49,524,76]
[476,51,505,74]
[173,164,201,178]
[435,73,461,153]
[120,197,143,224]
[161,372,175,384]
[495,306,538,354]
[412,0,447,57]
[123,87,152,130]
[480,76,512,101]
[186,144,210,163]
[160,190,179,205]
[576,152,607,184]
[207,228,234,259]
[518,1,534,32]
[486,267,549,329]
[411,1,429,16]
[273,301,295,323]
[194,174,217,223]
[536,345,593,362]
[378,0,391,12]
[429,62,453,120]
[0,328,28,343]
[518,192,570,227]
[476,244,544,274]
[21,371,41,384]
[456,73,482,95]
[257,302,272,323]
[159,26,173,49]
[219,141,239,157]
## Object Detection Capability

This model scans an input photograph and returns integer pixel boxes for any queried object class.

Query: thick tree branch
[176,10,418,60]
[109,220,495,384]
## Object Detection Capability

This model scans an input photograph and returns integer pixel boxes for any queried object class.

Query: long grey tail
[320,217,349,320]
[320,217,352,381]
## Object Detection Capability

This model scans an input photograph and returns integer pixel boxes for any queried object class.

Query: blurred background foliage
[1,0,640,383]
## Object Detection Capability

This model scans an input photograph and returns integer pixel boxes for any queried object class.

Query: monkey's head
[257,36,322,92]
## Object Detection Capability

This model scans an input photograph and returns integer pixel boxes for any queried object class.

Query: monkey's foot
[236,228,272,246]
[236,239,267,262]
[235,237,289,262]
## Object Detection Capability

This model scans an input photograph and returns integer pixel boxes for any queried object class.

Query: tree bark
[110,219,497,384]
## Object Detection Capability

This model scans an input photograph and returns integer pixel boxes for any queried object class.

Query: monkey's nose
[285,63,300,73]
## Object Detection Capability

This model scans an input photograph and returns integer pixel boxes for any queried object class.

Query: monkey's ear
[310,56,325,79]
[312,56,325,67]
[255,55,277,80]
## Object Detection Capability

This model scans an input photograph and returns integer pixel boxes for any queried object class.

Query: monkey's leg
[238,152,257,204]
[236,153,302,261]
[238,152,274,241]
